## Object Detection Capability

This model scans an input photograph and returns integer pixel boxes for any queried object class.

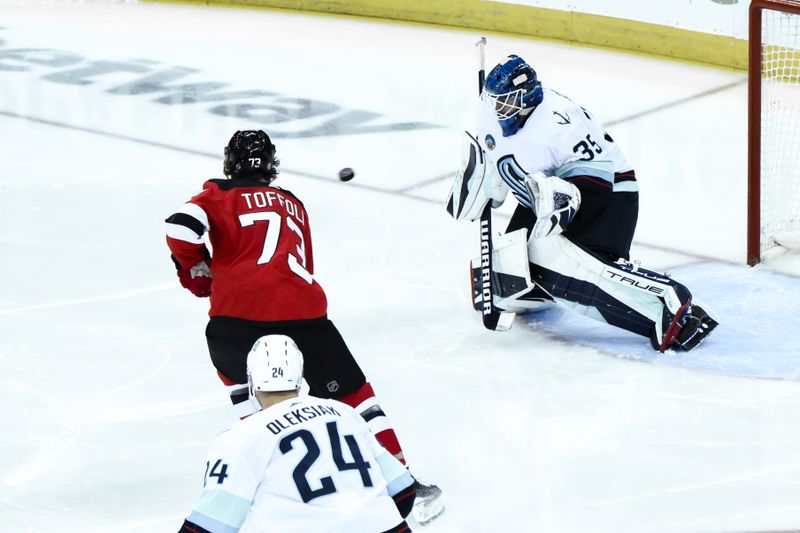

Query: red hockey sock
[340,382,406,464]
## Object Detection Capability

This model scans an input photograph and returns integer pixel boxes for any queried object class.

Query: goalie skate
[672,304,718,351]
[651,302,718,352]
[411,481,445,526]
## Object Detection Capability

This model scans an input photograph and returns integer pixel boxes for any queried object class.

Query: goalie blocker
[470,229,718,352]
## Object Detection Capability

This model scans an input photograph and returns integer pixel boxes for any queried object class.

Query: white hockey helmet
[247,335,304,395]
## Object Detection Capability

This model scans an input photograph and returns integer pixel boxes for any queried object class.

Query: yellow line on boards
[149,0,748,70]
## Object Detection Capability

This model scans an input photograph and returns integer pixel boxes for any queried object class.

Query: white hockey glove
[446,131,508,222]
[524,172,581,239]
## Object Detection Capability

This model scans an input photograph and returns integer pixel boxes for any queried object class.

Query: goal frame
[748,0,800,265]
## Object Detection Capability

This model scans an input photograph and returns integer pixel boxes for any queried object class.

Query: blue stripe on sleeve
[386,470,416,497]
[375,451,415,497]
[188,489,252,532]
[613,181,639,193]
[186,511,241,533]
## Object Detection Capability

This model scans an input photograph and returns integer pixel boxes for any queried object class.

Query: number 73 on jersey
[238,211,313,284]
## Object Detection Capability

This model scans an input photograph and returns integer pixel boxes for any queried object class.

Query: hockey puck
[338,167,355,182]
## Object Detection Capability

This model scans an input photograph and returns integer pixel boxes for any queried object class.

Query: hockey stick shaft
[476,38,493,324]
[477,36,486,96]
[475,37,511,331]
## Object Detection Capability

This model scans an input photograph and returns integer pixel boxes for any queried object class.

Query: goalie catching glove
[446,131,508,221]
[525,172,581,239]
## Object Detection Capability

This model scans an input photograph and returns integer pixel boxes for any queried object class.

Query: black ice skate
[651,303,718,352]
[672,305,718,350]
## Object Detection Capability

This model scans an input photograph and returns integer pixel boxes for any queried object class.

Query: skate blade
[411,498,445,526]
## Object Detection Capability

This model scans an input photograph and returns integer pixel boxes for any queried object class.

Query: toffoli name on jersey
[266,404,342,435]
[241,190,306,226]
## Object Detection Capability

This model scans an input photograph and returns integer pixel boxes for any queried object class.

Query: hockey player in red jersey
[165,130,442,524]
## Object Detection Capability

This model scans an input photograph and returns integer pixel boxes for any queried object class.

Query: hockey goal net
[749,0,800,265]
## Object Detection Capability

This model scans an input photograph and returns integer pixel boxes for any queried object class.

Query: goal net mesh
[760,8,800,254]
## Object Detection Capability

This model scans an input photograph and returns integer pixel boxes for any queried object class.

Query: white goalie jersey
[475,87,637,209]
[185,397,415,533]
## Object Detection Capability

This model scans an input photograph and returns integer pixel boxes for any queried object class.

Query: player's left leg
[291,319,445,525]
[288,319,406,460]
[205,317,264,418]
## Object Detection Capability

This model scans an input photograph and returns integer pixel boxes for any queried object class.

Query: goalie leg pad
[530,261,656,337]
[470,229,554,313]
[611,262,718,352]
[471,261,554,313]
[528,235,715,351]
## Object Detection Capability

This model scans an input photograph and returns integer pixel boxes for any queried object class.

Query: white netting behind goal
[761,8,800,254]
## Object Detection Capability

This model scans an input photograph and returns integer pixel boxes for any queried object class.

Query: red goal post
[749,0,800,265]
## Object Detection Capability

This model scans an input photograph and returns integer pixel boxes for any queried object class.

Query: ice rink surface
[2,2,800,532]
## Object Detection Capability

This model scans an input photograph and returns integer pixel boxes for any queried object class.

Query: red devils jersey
[166,179,328,321]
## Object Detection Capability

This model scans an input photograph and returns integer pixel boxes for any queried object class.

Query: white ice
[1,2,800,533]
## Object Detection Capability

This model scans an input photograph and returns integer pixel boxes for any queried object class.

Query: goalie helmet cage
[748,0,800,265]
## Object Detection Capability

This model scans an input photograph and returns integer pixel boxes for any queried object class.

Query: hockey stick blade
[488,310,515,332]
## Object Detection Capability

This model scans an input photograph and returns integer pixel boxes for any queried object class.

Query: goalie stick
[475,37,514,332]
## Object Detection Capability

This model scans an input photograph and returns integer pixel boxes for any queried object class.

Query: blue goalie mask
[482,55,544,137]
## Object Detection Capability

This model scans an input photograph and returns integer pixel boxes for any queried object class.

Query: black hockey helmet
[223,130,279,182]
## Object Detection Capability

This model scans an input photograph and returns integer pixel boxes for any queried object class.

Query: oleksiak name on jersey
[266,404,342,435]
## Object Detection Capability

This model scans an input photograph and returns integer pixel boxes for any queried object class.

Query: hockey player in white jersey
[447,54,717,351]
[177,335,418,533]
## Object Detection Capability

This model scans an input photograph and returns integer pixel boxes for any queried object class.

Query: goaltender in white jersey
[178,335,417,533]
[448,54,717,352]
